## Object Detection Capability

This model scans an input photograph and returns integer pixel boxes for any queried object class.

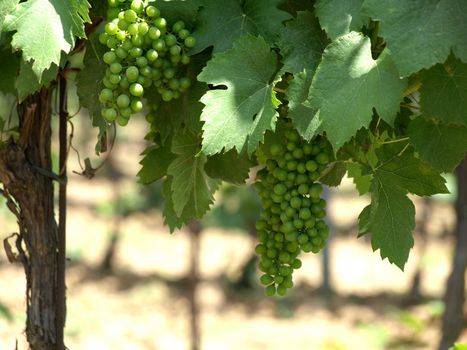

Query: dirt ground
[0,118,466,350]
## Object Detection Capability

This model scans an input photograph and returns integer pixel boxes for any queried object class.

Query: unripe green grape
[265,285,276,296]
[103,51,117,64]
[108,0,119,7]
[116,115,129,126]
[316,153,330,165]
[120,107,132,118]
[136,75,146,85]
[161,90,174,102]
[129,83,144,97]
[106,37,118,49]
[121,39,133,51]
[116,94,131,108]
[152,39,166,51]
[178,29,190,40]
[148,26,161,40]
[138,22,149,35]
[136,56,148,67]
[146,49,159,61]
[124,9,137,23]
[170,45,181,56]
[146,5,160,17]
[140,66,152,77]
[107,7,120,19]
[99,88,113,102]
[105,22,118,35]
[260,274,274,286]
[151,68,162,80]
[131,34,144,46]
[99,32,109,45]
[184,36,196,48]
[110,62,122,74]
[130,0,144,14]
[119,76,130,89]
[102,77,117,89]
[129,47,143,57]
[130,99,143,112]
[102,107,117,121]
[165,34,177,46]
[118,19,129,30]
[170,55,181,64]
[125,66,139,82]
[168,78,180,90]
[154,17,167,30]
[163,67,175,79]
[179,77,191,90]
[109,74,121,85]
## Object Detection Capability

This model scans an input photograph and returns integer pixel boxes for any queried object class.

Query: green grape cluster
[254,128,332,296]
[99,0,196,126]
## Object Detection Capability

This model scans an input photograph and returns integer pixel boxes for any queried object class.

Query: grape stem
[378,137,409,145]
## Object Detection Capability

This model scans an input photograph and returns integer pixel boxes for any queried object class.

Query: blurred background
[0,84,465,350]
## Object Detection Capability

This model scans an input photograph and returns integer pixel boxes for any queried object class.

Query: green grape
[152,39,166,51]
[146,5,160,18]
[148,27,161,40]
[129,47,143,57]
[121,39,133,51]
[108,0,119,7]
[102,107,117,122]
[184,36,196,48]
[163,67,175,79]
[130,99,143,112]
[118,19,129,30]
[161,89,174,102]
[131,34,144,47]
[138,22,149,35]
[120,107,132,118]
[165,34,177,46]
[125,66,139,82]
[99,32,109,45]
[178,29,190,40]
[169,45,181,56]
[136,56,148,67]
[105,22,118,35]
[129,83,144,97]
[130,0,144,14]
[124,9,137,23]
[116,94,131,108]
[109,62,122,74]
[103,51,117,64]
[117,115,130,127]
[140,66,152,77]
[154,17,167,30]
[109,74,121,85]
[99,88,114,103]
[146,49,159,61]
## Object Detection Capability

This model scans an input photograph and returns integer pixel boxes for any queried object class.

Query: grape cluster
[254,128,332,296]
[99,0,196,126]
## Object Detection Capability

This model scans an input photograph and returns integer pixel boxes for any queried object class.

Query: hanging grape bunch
[254,127,333,296]
[99,0,195,126]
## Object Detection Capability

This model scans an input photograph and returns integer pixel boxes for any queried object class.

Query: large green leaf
[138,143,176,185]
[374,144,448,196]
[277,11,327,74]
[191,0,291,55]
[198,35,280,156]
[366,178,415,269]
[408,117,467,173]
[364,0,467,76]
[166,129,219,218]
[314,0,368,40]
[346,162,371,195]
[157,0,202,27]
[204,149,253,185]
[3,0,90,80]
[16,58,58,101]
[305,32,406,150]
[420,55,467,125]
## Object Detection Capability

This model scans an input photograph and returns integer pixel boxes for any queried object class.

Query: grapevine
[98,0,196,126]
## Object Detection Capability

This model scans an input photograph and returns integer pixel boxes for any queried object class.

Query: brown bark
[439,158,467,350]
[0,88,61,349]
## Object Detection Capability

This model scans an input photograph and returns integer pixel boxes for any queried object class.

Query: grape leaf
[157,0,202,27]
[0,48,19,95]
[76,35,107,153]
[277,11,327,74]
[363,0,467,77]
[191,0,291,55]
[314,0,368,40]
[198,35,280,156]
[279,0,314,16]
[408,117,467,173]
[319,161,346,187]
[374,144,448,196]
[286,71,320,141]
[16,58,58,101]
[346,162,371,195]
[366,178,415,269]
[305,32,406,150]
[420,55,467,125]
[357,204,371,237]
[0,0,18,29]
[166,129,220,217]
[204,149,253,185]
[3,0,90,80]
[138,143,176,185]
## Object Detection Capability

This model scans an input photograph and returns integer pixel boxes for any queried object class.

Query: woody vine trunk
[0,87,63,350]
